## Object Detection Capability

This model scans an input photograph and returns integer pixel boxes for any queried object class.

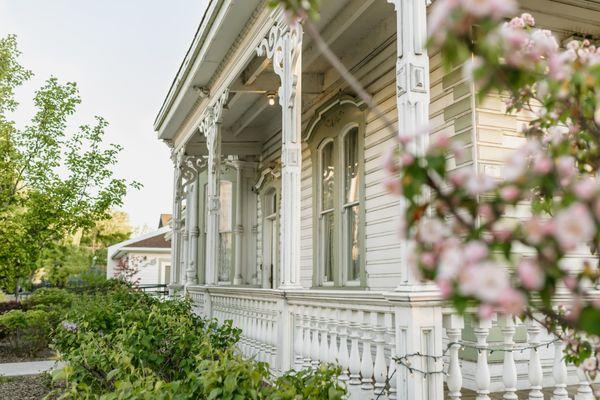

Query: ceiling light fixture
[266,92,276,106]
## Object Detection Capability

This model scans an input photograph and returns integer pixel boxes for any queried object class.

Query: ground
[0,374,59,400]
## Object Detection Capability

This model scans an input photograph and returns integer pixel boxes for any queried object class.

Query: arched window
[319,140,336,284]
[218,180,233,282]
[263,189,278,288]
[308,97,365,287]
[343,127,360,282]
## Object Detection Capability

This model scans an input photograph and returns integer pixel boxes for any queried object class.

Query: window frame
[308,99,366,288]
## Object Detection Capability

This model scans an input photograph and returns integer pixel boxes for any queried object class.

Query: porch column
[180,156,206,285]
[169,151,185,294]
[200,90,229,285]
[386,2,442,399]
[182,186,191,281]
[387,0,431,286]
[186,182,199,284]
[257,21,303,289]
[232,160,244,285]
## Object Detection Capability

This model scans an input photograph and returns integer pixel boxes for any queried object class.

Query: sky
[0,0,208,231]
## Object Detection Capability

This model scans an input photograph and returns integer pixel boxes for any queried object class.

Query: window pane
[322,211,334,282]
[346,205,360,281]
[344,128,359,204]
[321,142,335,211]
[218,232,232,281]
[219,181,232,232]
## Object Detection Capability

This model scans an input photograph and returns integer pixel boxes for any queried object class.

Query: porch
[187,285,593,400]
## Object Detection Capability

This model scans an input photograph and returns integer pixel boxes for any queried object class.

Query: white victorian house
[154,1,600,398]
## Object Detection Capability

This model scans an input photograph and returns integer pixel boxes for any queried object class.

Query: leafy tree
[0,35,139,294]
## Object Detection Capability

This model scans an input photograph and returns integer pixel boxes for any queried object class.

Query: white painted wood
[256,22,303,290]
[360,311,375,393]
[552,326,569,400]
[338,309,351,386]
[527,318,544,400]
[474,317,492,400]
[373,313,388,399]
[575,367,594,400]
[444,313,464,400]
[499,315,518,400]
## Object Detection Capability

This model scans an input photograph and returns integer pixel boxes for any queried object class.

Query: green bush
[51,283,345,399]
[0,309,51,354]
[26,287,74,310]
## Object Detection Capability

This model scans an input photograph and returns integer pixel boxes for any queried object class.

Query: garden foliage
[47,282,345,399]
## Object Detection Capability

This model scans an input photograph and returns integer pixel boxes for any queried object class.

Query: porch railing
[186,285,595,400]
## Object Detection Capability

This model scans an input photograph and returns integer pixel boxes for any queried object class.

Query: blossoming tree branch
[273,0,600,380]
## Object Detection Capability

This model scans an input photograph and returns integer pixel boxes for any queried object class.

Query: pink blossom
[421,252,437,269]
[521,13,535,26]
[553,203,596,251]
[500,185,520,202]
[497,289,526,315]
[478,303,495,320]
[478,203,494,220]
[556,156,576,186]
[449,168,472,186]
[464,240,488,264]
[582,357,598,372]
[532,154,552,174]
[437,279,454,298]
[460,261,510,303]
[438,240,463,280]
[530,29,559,57]
[574,178,598,200]
[517,259,544,290]
[465,173,496,195]
[383,176,402,195]
[507,16,525,29]
[523,217,552,245]
[428,0,459,39]
[418,217,448,244]
[400,153,415,167]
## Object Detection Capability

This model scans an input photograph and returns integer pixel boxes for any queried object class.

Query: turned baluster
[385,313,397,400]
[294,306,305,370]
[527,318,544,400]
[474,317,493,400]
[303,307,313,369]
[360,311,375,395]
[373,312,387,399]
[256,303,265,362]
[250,304,258,357]
[242,299,250,356]
[311,308,321,369]
[444,313,464,400]
[552,326,569,400]
[499,315,518,400]
[575,366,594,400]
[348,310,362,389]
[319,311,330,364]
[328,308,339,365]
[338,309,351,386]
[270,310,277,369]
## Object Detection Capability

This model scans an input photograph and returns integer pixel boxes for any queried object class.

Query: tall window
[343,128,360,282]
[218,180,233,282]
[314,122,364,286]
[264,190,278,288]
[319,141,336,284]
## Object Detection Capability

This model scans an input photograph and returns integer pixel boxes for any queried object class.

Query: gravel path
[0,375,58,400]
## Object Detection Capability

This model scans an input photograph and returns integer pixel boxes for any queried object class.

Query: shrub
[51,285,345,399]
[0,309,51,354]
[26,288,74,310]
